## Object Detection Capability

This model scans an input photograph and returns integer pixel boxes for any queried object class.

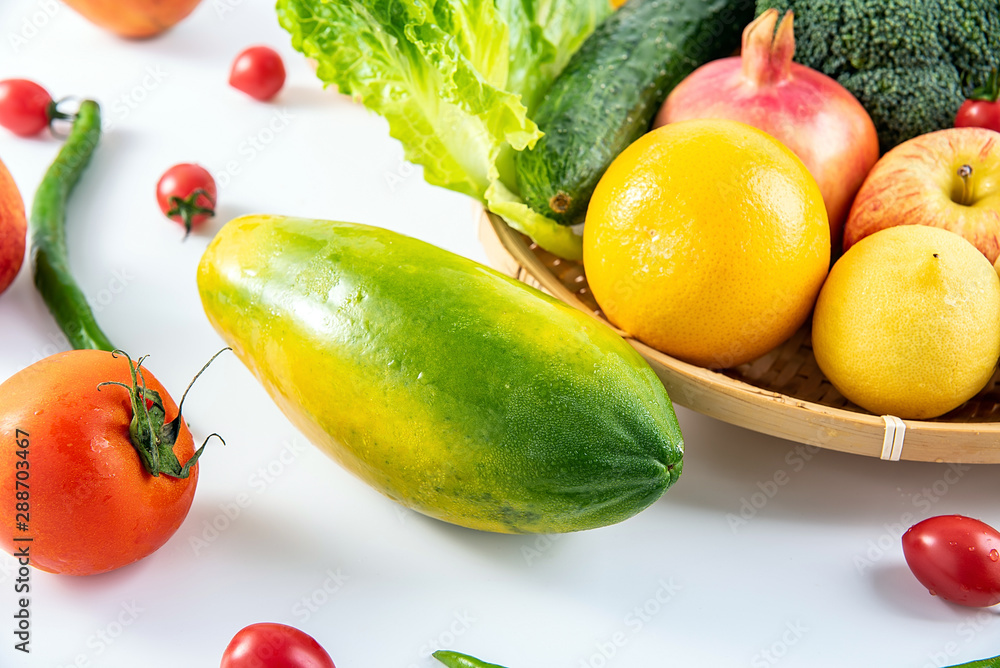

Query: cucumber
[197,215,684,534]
[514,0,754,225]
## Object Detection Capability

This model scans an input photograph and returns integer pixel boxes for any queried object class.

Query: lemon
[583,119,830,368]
[812,225,1000,419]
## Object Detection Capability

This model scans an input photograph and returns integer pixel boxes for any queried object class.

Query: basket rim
[480,209,1000,464]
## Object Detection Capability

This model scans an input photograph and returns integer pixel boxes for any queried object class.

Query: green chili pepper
[946,656,1000,667]
[433,650,509,668]
[30,99,115,352]
[434,648,1000,668]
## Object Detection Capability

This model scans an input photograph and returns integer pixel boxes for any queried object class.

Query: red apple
[844,127,1000,262]
[0,156,26,297]
[62,0,203,39]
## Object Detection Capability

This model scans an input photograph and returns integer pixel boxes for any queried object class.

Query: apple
[0,156,25,297]
[62,0,203,39]
[844,127,1000,262]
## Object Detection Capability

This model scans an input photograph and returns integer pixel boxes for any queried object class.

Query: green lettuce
[276,0,612,260]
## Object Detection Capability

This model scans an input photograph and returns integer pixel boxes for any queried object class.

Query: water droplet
[950,541,959,547]
[929,589,938,597]
[961,585,970,592]
[989,549,999,562]
[970,546,977,551]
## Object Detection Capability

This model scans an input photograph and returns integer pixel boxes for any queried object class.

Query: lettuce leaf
[276,0,612,260]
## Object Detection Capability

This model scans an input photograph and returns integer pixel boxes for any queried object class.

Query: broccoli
[756,0,1000,151]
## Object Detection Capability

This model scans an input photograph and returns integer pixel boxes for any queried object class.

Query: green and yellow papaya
[197,215,683,533]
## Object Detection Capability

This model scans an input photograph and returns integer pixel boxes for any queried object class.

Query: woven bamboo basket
[478,209,1000,464]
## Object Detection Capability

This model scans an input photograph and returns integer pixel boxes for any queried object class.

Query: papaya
[196,215,683,533]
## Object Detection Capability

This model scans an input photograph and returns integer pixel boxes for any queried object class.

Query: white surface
[1,3,999,667]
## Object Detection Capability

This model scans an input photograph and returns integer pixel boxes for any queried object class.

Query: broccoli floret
[841,65,964,148]
[939,0,1000,83]
[756,0,1000,151]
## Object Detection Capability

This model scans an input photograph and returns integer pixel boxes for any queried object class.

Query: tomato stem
[44,96,84,138]
[969,68,1000,103]
[96,349,229,479]
[166,187,216,238]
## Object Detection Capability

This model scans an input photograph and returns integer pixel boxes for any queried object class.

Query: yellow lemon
[583,119,830,368]
[812,225,1000,419]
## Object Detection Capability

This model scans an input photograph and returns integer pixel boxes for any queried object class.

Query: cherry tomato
[956,100,1000,132]
[229,46,286,102]
[0,79,53,137]
[902,515,1000,607]
[955,69,1000,132]
[0,350,200,575]
[221,623,336,668]
[156,163,217,237]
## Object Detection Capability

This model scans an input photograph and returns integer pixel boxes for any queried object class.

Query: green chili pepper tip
[433,650,510,668]
[945,654,1000,668]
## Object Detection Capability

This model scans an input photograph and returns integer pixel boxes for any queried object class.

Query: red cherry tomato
[902,515,1000,607]
[156,163,217,237]
[221,623,336,668]
[229,46,286,102]
[955,100,1000,132]
[0,79,53,137]
[955,69,1000,132]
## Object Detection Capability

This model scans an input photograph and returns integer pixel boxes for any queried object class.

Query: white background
[1,1,999,667]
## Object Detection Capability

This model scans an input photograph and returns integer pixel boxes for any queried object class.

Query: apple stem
[958,164,974,206]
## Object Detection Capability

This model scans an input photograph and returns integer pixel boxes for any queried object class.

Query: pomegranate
[654,9,879,246]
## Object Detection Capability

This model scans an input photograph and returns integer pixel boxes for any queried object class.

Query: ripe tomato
[902,515,1000,607]
[156,163,217,237]
[221,623,336,668]
[956,100,1000,132]
[955,69,1000,132]
[0,79,53,137]
[0,350,200,576]
[229,46,286,102]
